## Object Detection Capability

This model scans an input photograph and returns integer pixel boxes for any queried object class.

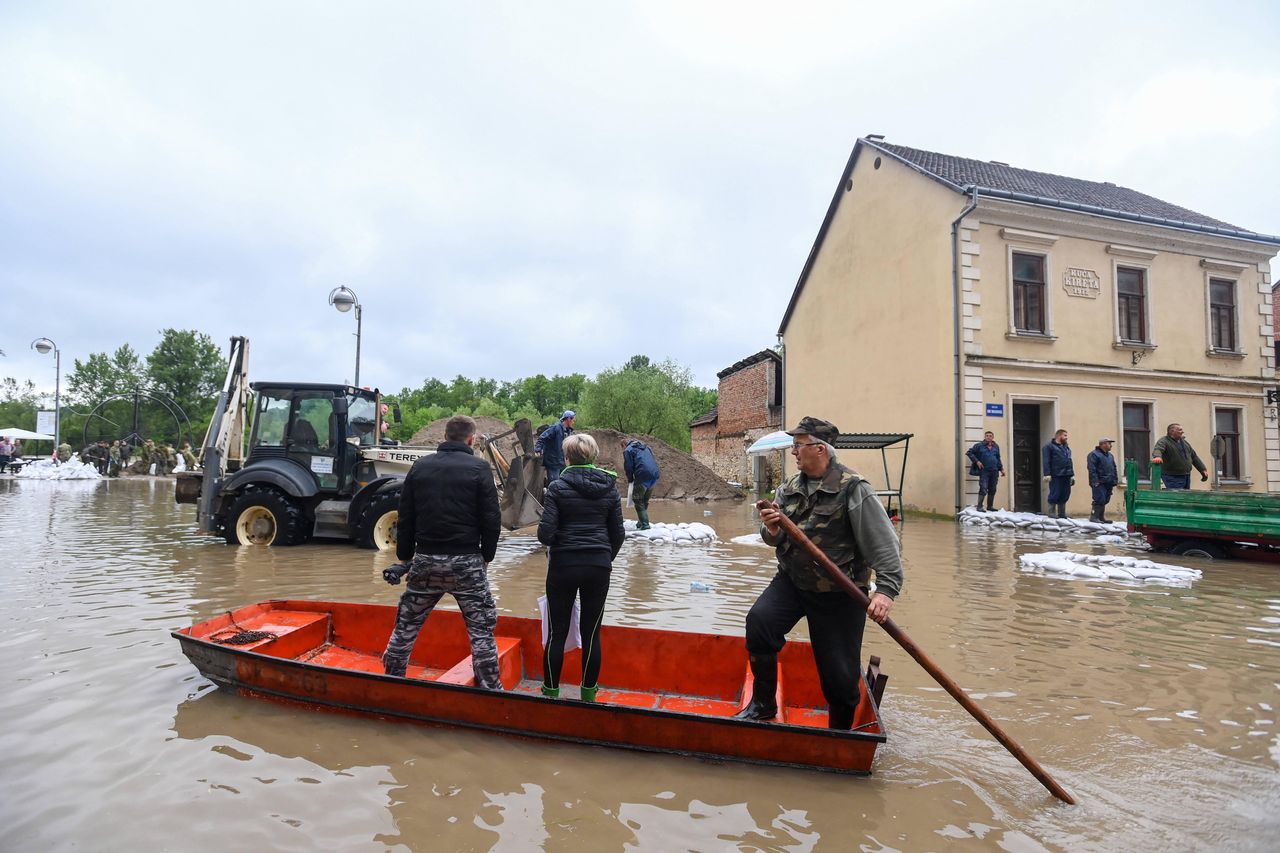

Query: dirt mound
[589,429,743,502]
[406,417,742,501]
[409,416,523,458]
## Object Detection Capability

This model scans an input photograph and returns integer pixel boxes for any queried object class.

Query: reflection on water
[1,477,1277,851]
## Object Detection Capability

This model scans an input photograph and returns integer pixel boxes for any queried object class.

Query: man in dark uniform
[736,417,904,729]
[534,410,575,485]
[381,415,504,689]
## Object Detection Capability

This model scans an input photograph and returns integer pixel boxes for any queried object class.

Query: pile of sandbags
[624,520,717,544]
[1019,551,1202,586]
[15,456,103,480]
[958,507,1136,537]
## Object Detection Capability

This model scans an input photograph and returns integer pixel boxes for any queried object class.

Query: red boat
[173,600,889,774]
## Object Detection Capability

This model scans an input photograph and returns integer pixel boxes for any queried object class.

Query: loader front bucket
[500,453,544,530]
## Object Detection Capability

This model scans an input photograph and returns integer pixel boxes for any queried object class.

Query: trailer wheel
[1170,539,1226,560]
[358,492,400,551]
[225,489,305,546]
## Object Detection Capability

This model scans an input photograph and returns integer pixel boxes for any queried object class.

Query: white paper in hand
[537,594,582,652]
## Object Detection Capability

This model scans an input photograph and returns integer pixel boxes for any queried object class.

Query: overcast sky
[3,1,1278,400]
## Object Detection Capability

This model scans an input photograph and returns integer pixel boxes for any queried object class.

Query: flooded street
[1,477,1277,852]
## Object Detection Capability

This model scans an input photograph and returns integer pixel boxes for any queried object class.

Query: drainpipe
[777,332,786,487]
[951,187,979,514]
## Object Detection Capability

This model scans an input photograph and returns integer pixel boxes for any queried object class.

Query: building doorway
[1011,403,1043,513]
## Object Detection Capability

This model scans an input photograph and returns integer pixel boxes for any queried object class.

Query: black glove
[1070,478,1075,486]
[382,562,410,585]
[1200,472,1209,482]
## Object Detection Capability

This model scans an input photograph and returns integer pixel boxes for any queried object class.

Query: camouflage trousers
[381,552,502,690]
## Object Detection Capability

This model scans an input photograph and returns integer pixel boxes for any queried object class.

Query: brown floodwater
[1,476,1277,851]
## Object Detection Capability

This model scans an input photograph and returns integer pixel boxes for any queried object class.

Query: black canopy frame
[832,433,913,518]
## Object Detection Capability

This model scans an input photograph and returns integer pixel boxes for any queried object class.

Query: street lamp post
[328,286,362,387]
[30,337,61,448]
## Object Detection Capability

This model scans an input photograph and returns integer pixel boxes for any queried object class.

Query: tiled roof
[779,136,1280,335]
[716,349,781,380]
[690,405,718,427]
[873,141,1243,231]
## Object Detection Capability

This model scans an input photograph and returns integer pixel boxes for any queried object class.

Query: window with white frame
[1209,277,1238,352]
[1122,402,1152,480]
[1116,266,1149,344]
[1213,406,1243,480]
[1012,252,1047,334]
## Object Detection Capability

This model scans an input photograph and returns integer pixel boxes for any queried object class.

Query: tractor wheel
[224,489,306,546]
[1169,539,1226,560]
[358,492,400,551]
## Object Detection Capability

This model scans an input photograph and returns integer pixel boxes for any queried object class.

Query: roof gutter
[965,186,1280,248]
[951,186,980,514]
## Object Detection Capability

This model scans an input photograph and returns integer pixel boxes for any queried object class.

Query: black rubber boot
[828,701,856,730]
[1089,503,1102,523]
[974,502,984,512]
[986,495,995,512]
[734,654,778,721]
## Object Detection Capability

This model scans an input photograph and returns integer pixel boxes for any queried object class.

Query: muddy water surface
[1,476,1277,851]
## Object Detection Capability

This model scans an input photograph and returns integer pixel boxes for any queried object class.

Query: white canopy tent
[746,430,793,455]
[0,428,56,441]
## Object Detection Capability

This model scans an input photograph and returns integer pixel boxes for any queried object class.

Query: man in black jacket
[381,415,504,689]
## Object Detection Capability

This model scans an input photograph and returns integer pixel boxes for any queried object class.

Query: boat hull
[173,600,888,774]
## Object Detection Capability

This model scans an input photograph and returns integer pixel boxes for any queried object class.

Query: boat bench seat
[435,636,523,690]
[207,609,331,659]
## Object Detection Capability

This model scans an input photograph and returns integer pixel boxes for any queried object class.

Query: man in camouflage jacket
[736,417,904,730]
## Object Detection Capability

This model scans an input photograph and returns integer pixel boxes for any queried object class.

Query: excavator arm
[186,336,250,532]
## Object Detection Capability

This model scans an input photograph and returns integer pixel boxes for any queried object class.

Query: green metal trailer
[1124,460,1280,562]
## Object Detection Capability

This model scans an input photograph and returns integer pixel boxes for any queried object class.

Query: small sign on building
[1062,267,1101,298]
[37,410,56,435]
[986,403,1004,417]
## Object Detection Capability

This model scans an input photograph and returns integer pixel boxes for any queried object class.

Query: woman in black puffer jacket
[537,433,625,701]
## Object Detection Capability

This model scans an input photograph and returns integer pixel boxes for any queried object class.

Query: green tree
[578,358,711,452]
[145,329,224,425]
[66,344,145,407]
[0,377,42,433]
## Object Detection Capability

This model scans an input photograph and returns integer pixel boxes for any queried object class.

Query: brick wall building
[690,350,783,489]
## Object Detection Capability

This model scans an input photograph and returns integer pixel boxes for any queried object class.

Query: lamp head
[31,337,55,355]
[329,286,358,313]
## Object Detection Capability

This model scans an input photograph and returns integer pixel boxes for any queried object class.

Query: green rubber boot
[541,684,559,698]
[579,685,598,703]
[636,504,651,530]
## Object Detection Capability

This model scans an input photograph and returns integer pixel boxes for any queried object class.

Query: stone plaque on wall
[1062,267,1100,298]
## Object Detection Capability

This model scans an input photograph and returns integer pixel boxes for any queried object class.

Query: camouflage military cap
[785,416,839,444]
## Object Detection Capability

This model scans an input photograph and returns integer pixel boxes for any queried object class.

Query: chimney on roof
[866,134,885,141]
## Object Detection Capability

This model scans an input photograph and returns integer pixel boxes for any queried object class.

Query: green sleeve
[846,480,903,598]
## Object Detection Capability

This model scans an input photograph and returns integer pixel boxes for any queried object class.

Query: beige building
[778,136,1279,515]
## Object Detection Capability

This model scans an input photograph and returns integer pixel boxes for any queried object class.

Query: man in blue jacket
[965,430,1005,512]
[620,437,660,529]
[534,410,576,485]
[1041,429,1074,519]
[1086,437,1119,523]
